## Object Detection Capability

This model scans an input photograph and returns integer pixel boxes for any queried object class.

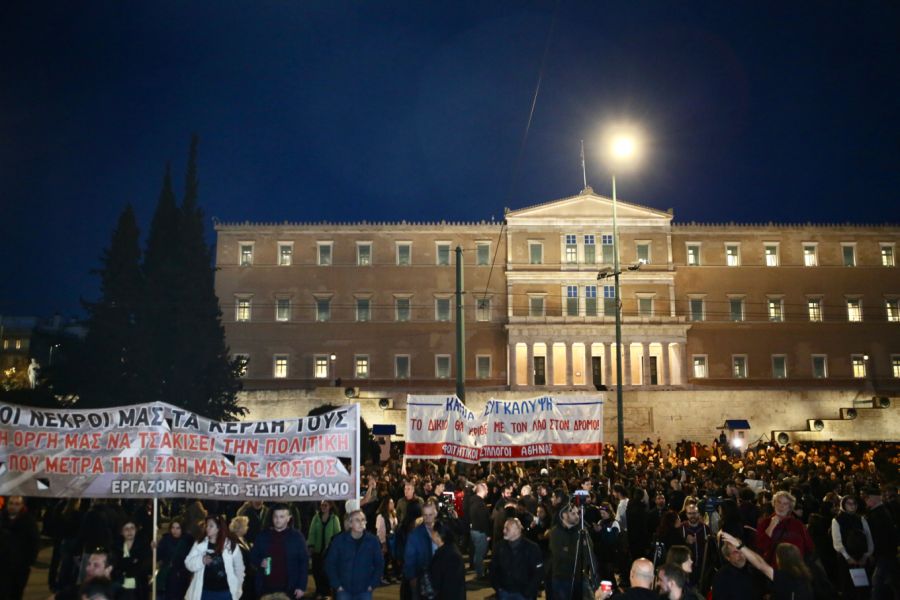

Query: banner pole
[151,496,158,599]
[355,403,361,503]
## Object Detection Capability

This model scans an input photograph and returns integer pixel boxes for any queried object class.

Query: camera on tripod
[436,491,456,519]
[570,489,591,507]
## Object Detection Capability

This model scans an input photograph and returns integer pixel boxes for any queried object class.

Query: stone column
[677,343,687,385]
[508,343,517,389]
[566,342,574,387]
[527,342,534,387]
[641,342,651,386]
[661,342,671,385]
[545,341,555,387]
[622,342,632,386]
[604,342,613,387]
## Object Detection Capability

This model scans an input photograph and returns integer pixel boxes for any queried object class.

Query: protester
[597,558,658,599]
[324,510,383,600]
[307,501,341,600]
[491,517,544,600]
[2,496,40,600]
[235,502,269,545]
[53,550,118,600]
[830,494,873,599]
[185,515,245,600]
[249,504,309,600]
[228,516,256,600]
[156,520,193,600]
[754,491,814,566]
[402,500,437,600]
[374,497,398,583]
[427,521,465,600]
[113,519,151,600]
[862,485,900,600]
[720,531,813,600]
[467,482,491,580]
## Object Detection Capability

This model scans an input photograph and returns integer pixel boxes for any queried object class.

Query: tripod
[569,501,601,600]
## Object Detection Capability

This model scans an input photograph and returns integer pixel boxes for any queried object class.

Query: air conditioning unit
[344,387,359,399]
[874,397,892,409]
[776,432,790,445]
[846,408,858,420]
[813,420,825,431]
[378,398,393,410]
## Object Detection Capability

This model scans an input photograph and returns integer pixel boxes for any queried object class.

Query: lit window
[692,356,708,378]
[476,298,491,322]
[356,298,371,322]
[566,285,579,316]
[730,298,745,322]
[395,298,410,322]
[15,339,22,350]
[764,245,779,267]
[803,245,818,267]
[808,298,823,322]
[529,242,543,265]
[768,298,784,322]
[436,298,451,322]
[314,356,329,379]
[638,297,653,317]
[357,243,372,266]
[603,285,616,317]
[887,299,900,323]
[397,242,411,266]
[2,339,7,349]
[601,235,614,264]
[476,355,491,379]
[690,298,705,322]
[892,355,900,378]
[851,355,867,378]
[772,355,787,379]
[273,355,288,378]
[584,235,596,263]
[882,245,895,267]
[529,296,545,317]
[316,298,331,322]
[636,243,650,264]
[435,355,451,379]
[725,244,740,266]
[236,298,251,322]
[278,243,293,266]
[355,356,369,378]
[847,298,862,322]
[812,355,828,378]
[585,286,598,316]
[436,243,451,266]
[476,242,490,266]
[239,244,253,266]
[317,242,332,266]
[686,244,701,266]
[276,298,291,322]
[565,234,577,264]
[234,354,249,377]
[395,355,410,379]
[732,355,747,378]
[842,245,856,267]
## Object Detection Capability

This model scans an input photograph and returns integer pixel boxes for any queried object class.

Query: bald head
[630,558,655,589]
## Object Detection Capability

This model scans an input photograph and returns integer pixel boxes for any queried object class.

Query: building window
[233,354,249,377]
[529,296,545,317]
[725,244,741,266]
[882,244,895,267]
[636,242,650,265]
[803,244,818,267]
[276,298,291,322]
[842,244,856,267]
[764,244,779,267]
[395,297,411,322]
[235,298,251,322]
[314,355,329,379]
[355,355,369,379]
[15,339,22,350]
[476,242,490,266]
[436,242,451,266]
[273,355,288,378]
[395,355,410,379]
[601,234,614,264]
[846,298,862,322]
[772,355,787,379]
[566,285,579,316]
[239,243,254,266]
[851,355,867,378]
[476,355,491,379]
[278,243,293,266]
[892,355,900,378]
[887,299,900,323]
[565,234,577,264]
[356,298,371,322]
[732,355,748,378]
[584,235,596,263]
[357,243,372,266]
[602,285,616,316]
[585,285,598,316]
[476,298,491,322]
[436,298,451,321]
[689,298,705,322]
[808,298,823,322]
[812,355,828,378]
[768,297,784,322]
[692,355,708,378]
[435,355,451,379]
[316,298,331,322]
[1,339,7,350]
[638,297,653,317]
[529,242,543,265]
[686,243,701,266]
[317,242,333,266]
[396,242,411,266]
[730,297,745,322]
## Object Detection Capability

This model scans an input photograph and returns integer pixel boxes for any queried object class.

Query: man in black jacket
[491,518,543,600]
[468,482,492,579]
[1,496,39,600]
[863,485,899,600]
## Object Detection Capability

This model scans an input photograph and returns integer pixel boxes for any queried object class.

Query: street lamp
[604,127,643,470]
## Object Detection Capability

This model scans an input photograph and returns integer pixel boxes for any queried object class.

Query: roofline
[506,187,673,219]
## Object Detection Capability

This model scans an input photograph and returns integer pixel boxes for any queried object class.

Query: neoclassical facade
[214,189,900,397]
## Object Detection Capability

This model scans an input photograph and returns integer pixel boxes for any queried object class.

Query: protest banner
[0,401,359,502]
[405,394,603,462]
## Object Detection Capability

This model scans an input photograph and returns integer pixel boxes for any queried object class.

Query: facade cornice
[673,221,900,232]
[213,219,502,232]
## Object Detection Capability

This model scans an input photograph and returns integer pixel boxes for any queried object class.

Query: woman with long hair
[185,515,245,600]
[375,497,398,583]
[652,511,683,566]
[156,520,194,600]
[307,500,341,599]
[592,502,621,584]
[720,531,813,600]
[228,516,256,600]
[114,519,152,600]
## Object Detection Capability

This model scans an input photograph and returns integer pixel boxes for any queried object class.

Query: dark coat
[249,527,310,595]
[491,537,544,599]
[324,531,384,594]
[429,543,465,600]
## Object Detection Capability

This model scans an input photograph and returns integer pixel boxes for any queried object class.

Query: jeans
[200,591,232,600]
[498,591,529,600]
[335,591,372,600]
[470,530,488,577]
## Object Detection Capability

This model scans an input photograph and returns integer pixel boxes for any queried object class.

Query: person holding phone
[185,516,245,600]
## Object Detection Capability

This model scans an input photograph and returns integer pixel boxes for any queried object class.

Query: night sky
[2,2,899,318]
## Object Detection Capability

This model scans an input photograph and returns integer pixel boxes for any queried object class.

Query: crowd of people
[0,438,897,600]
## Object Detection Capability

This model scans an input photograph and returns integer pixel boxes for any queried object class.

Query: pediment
[506,188,672,222]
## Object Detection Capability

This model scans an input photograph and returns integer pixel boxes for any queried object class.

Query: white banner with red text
[0,401,358,501]
[404,395,603,463]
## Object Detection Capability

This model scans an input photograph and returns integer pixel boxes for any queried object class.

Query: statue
[27,358,40,389]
